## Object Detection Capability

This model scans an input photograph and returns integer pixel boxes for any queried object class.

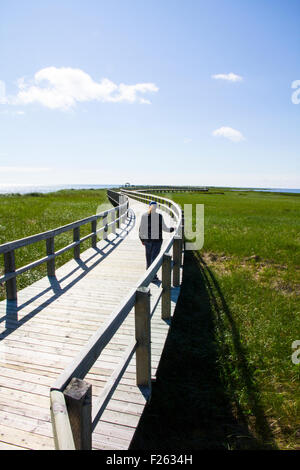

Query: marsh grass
[131,190,300,450]
[0,189,112,300]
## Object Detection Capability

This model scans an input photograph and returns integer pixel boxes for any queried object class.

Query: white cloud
[212,126,245,142]
[211,72,243,82]
[6,67,158,110]
[183,138,192,144]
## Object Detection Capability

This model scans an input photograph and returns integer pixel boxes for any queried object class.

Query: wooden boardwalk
[0,197,182,450]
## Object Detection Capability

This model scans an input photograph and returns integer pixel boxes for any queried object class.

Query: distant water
[232,188,300,194]
[0,184,120,194]
[0,184,299,195]
[254,188,300,193]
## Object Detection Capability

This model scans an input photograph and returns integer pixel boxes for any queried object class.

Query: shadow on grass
[130,251,277,450]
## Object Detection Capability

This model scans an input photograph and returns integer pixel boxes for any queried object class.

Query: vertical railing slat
[4,250,17,300]
[73,227,80,259]
[173,236,181,287]
[91,219,97,249]
[135,287,152,391]
[46,237,55,277]
[161,253,172,320]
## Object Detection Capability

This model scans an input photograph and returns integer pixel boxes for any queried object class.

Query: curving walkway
[0,198,182,450]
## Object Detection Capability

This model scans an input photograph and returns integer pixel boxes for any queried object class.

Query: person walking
[139,201,175,281]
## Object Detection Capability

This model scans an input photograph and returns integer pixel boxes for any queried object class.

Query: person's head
[148,201,157,214]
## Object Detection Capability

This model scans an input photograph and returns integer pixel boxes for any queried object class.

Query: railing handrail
[50,189,184,449]
[120,188,181,218]
[0,201,127,254]
[122,185,208,192]
[0,190,130,300]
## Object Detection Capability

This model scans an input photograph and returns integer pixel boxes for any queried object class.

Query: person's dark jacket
[139,211,174,242]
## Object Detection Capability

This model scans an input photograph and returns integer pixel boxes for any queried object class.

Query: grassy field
[0,189,112,300]
[130,189,300,450]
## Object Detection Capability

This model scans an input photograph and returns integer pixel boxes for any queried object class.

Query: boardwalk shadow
[130,251,277,450]
[1,213,136,337]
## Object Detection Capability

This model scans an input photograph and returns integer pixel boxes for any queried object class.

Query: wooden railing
[0,192,129,301]
[50,189,184,450]
[122,185,208,192]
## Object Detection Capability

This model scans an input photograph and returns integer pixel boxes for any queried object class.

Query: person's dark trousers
[144,240,163,269]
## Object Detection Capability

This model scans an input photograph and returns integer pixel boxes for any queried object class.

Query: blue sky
[1,0,300,188]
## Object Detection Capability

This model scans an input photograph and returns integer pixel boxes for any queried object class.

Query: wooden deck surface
[0,198,182,450]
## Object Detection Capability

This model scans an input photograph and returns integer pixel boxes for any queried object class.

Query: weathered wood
[91,220,97,249]
[134,287,151,390]
[111,209,116,234]
[162,253,171,320]
[46,237,55,276]
[182,209,185,251]
[115,207,120,230]
[73,227,80,259]
[103,212,108,240]
[4,250,17,300]
[64,378,92,450]
[173,236,182,287]
[50,390,75,450]
[51,289,137,392]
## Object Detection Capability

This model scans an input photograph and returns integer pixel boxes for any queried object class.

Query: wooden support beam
[161,253,171,320]
[64,378,92,450]
[91,219,97,249]
[182,209,185,252]
[135,287,151,391]
[103,212,108,240]
[46,237,55,276]
[173,236,182,287]
[73,227,80,259]
[116,207,120,230]
[4,250,17,300]
[111,209,116,234]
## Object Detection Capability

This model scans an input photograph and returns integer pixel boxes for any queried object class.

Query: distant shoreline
[0,184,119,195]
[0,184,299,195]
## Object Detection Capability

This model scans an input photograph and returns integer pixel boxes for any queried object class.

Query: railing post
[73,227,80,259]
[111,209,116,235]
[4,250,17,300]
[103,212,108,240]
[173,236,182,287]
[91,219,97,249]
[64,378,92,450]
[121,204,126,224]
[181,209,185,251]
[161,253,171,320]
[135,287,152,391]
[46,237,55,276]
[116,207,120,230]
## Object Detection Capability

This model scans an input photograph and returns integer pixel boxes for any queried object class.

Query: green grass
[130,189,300,450]
[0,189,112,300]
